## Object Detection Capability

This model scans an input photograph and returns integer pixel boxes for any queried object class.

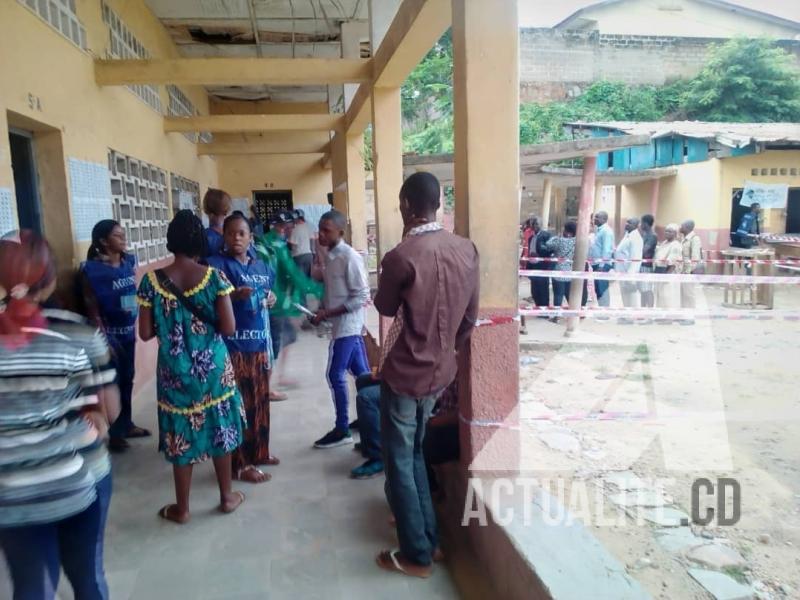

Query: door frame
[8,127,43,234]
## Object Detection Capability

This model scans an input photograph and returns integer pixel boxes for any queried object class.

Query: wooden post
[541,177,553,231]
[614,185,623,239]
[566,155,597,335]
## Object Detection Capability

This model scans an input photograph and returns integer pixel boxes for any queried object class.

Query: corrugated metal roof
[566,121,800,148]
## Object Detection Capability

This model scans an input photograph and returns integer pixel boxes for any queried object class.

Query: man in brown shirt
[374,172,479,578]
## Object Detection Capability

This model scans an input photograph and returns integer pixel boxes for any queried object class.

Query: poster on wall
[0,188,16,237]
[178,190,195,211]
[69,158,113,241]
[740,180,789,209]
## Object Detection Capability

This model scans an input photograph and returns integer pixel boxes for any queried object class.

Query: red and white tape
[519,269,800,285]
[523,256,799,265]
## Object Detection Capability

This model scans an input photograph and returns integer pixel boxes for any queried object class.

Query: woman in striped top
[0,231,118,600]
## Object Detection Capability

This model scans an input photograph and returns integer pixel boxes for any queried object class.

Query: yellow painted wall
[573,0,799,39]
[216,151,332,206]
[717,151,800,234]
[621,160,720,231]
[0,0,217,265]
[621,150,800,246]
[209,100,332,208]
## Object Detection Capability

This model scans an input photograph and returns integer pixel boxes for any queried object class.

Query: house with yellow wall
[567,121,800,252]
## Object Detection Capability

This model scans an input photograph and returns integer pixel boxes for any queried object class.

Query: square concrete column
[331,132,368,254]
[370,86,404,264]
[452,0,520,475]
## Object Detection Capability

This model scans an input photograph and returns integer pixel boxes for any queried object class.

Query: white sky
[518,0,800,28]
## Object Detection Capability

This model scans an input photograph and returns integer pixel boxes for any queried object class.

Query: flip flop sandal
[236,466,271,483]
[262,456,280,466]
[269,391,289,402]
[125,426,152,438]
[219,490,246,514]
[375,550,432,579]
[158,504,189,524]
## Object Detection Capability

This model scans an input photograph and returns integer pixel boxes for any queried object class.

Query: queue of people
[0,171,476,596]
[523,210,707,321]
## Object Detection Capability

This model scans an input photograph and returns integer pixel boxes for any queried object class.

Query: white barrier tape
[764,234,800,244]
[458,412,521,430]
[519,269,800,285]
[523,257,798,265]
[519,307,800,321]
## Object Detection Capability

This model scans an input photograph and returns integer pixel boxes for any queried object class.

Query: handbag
[154,269,218,329]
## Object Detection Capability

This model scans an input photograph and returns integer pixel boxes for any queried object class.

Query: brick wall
[520,28,800,103]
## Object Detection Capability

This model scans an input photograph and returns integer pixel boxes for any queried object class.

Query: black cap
[269,210,295,225]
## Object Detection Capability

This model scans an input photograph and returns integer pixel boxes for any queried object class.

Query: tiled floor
[1,328,461,600]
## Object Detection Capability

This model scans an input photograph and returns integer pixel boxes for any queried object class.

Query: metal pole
[566,155,597,335]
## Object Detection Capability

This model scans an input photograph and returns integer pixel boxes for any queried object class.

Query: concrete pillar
[541,177,553,231]
[341,20,369,110]
[650,178,660,219]
[330,132,348,215]
[369,0,402,54]
[370,86,404,264]
[614,185,623,239]
[345,133,368,253]
[452,0,519,474]
[594,180,603,212]
[566,155,597,334]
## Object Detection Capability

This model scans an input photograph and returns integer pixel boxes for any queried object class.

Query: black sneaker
[349,419,359,430]
[314,428,353,449]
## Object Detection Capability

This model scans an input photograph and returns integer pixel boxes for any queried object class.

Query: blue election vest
[207,254,274,354]
[205,228,224,258]
[81,253,138,345]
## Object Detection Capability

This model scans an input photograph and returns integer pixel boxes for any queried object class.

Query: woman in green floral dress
[137,210,246,524]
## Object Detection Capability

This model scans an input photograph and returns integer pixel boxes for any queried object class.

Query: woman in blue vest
[81,220,150,452]
[208,213,278,483]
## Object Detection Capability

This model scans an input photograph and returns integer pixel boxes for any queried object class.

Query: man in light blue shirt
[587,211,615,307]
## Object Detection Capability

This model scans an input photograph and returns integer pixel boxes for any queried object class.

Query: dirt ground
[518,283,800,599]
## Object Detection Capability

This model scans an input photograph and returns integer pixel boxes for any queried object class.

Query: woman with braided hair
[137,210,246,523]
[80,219,150,453]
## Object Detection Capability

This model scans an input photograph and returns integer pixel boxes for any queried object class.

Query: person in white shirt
[614,217,644,311]
[288,209,314,277]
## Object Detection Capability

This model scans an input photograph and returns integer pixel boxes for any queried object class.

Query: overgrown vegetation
[397,34,800,157]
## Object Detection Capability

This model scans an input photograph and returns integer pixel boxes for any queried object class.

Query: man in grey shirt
[311,210,371,449]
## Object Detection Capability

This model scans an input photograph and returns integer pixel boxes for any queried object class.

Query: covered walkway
[1,327,462,600]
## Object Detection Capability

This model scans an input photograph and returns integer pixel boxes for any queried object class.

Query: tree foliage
[397,33,800,158]
[683,38,800,122]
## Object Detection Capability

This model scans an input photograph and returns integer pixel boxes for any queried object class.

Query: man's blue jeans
[380,383,438,566]
[594,264,613,307]
[327,335,370,431]
[0,474,112,600]
[355,375,381,460]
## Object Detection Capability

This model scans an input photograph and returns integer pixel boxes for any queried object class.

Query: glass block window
[170,173,201,218]
[102,2,162,114]
[18,0,87,49]
[167,85,213,144]
[108,149,169,265]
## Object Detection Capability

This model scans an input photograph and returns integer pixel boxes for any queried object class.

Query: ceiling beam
[345,0,451,134]
[209,99,330,115]
[95,57,373,86]
[198,140,330,156]
[165,114,343,133]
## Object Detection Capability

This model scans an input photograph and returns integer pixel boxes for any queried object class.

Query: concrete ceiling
[145,0,369,102]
